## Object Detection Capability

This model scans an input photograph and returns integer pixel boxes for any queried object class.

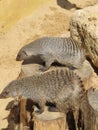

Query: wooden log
[33,111,66,130]
[87,89,98,113]
[19,98,28,130]
[19,98,35,130]
[80,96,95,130]
[87,89,98,130]
[19,97,67,130]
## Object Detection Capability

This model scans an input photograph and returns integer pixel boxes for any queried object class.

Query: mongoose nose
[0,92,8,98]
[16,54,21,61]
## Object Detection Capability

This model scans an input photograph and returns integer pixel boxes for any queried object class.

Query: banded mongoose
[16,37,85,71]
[0,69,85,128]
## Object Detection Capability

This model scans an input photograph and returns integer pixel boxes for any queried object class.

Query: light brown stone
[33,112,66,130]
[69,0,98,8]
[70,4,98,68]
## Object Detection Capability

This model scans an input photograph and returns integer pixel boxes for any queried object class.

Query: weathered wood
[33,111,66,130]
[87,89,98,130]
[80,96,95,130]
[19,98,29,130]
[87,89,98,112]
[18,97,67,130]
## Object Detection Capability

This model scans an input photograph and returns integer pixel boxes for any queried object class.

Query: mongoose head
[0,81,20,99]
[16,49,29,61]
[16,45,34,61]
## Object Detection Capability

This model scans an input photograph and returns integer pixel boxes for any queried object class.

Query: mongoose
[0,69,85,128]
[16,37,85,71]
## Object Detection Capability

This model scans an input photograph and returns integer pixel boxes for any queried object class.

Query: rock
[74,60,94,81]
[57,0,98,10]
[69,0,98,9]
[70,4,98,68]
[87,89,98,112]
[33,111,66,130]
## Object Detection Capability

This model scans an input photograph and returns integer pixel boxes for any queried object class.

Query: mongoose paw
[35,109,44,114]
[69,66,76,70]
[48,106,59,112]
[39,66,48,72]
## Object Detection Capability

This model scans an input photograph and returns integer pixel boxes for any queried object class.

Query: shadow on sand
[57,0,81,10]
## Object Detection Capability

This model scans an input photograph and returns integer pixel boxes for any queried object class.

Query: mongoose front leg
[48,106,59,112]
[39,65,48,72]
[35,101,46,114]
[39,60,53,71]
[39,54,54,71]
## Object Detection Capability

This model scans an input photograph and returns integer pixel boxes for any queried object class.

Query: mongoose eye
[22,51,27,56]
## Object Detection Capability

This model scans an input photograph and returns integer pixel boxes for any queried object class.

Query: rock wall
[69,0,98,8]
[70,4,98,68]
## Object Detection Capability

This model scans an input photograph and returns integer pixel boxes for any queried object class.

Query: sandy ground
[0,0,97,129]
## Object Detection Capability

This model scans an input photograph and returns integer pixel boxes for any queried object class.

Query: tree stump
[87,89,98,130]
[19,98,29,130]
[19,98,66,130]
[33,111,66,130]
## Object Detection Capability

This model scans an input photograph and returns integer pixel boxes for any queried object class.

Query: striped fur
[0,68,85,114]
[16,37,85,70]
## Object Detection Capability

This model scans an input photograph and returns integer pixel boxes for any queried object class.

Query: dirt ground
[0,0,97,129]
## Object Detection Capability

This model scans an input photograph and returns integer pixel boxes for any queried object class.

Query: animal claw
[39,66,48,72]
